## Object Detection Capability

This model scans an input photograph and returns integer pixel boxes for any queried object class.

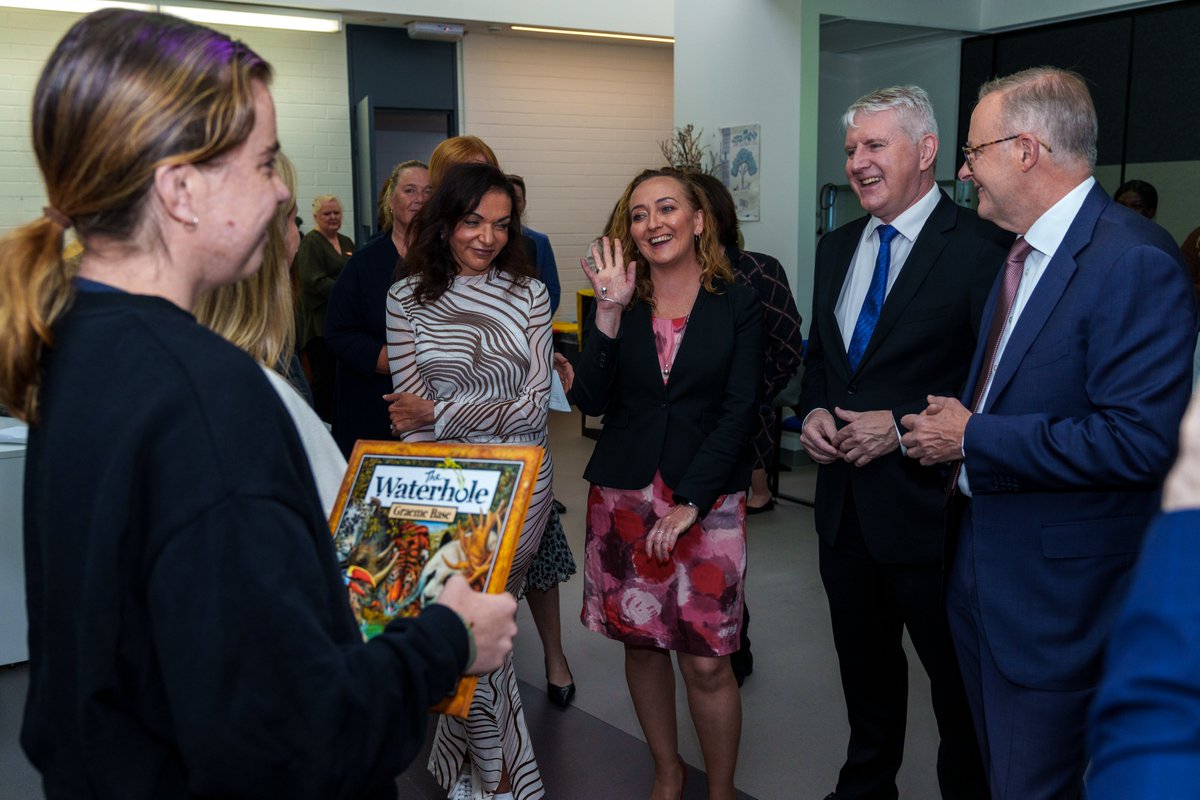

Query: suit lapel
[625,301,664,395]
[981,185,1105,411]
[666,286,713,393]
[961,283,1001,405]
[823,218,868,370]
[854,192,955,373]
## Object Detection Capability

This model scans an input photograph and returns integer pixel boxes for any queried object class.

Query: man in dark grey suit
[798,86,1008,800]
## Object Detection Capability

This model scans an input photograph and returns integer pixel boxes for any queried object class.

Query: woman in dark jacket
[297,194,353,421]
[574,167,764,800]
[326,160,430,454]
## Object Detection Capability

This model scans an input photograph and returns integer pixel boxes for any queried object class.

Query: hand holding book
[435,574,518,675]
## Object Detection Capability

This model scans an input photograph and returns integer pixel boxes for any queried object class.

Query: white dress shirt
[809,184,942,444]
[960,176,1096,495]
[834,183,943,345]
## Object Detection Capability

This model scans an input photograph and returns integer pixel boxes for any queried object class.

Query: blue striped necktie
[847,224,899,372]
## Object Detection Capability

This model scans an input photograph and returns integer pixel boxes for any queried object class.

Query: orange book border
[328,440,543,718]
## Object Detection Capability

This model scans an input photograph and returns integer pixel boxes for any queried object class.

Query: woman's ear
[153,162,201,228]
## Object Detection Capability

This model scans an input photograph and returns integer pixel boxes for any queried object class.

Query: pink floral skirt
[581,472,746,657]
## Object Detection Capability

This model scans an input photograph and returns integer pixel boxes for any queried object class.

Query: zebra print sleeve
[384,280,437,441]
[433,279,553,443]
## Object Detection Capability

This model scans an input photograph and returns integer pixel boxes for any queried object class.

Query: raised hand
[580,235,636,308]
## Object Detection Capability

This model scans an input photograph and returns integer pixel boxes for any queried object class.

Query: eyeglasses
[961,134,1052,168]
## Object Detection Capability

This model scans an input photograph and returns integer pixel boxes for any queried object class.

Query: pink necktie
[968,237,1034,412]
[948,237,1034,499]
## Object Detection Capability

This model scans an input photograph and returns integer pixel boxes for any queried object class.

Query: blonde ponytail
[0,216,75,422]
[0,8,270,423]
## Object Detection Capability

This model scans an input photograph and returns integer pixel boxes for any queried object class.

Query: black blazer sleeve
[571,306,621,418]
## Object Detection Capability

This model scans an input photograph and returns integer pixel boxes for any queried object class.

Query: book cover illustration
[328,441,543,718]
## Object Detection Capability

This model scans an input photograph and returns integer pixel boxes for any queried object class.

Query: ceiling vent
[407,21,465,41]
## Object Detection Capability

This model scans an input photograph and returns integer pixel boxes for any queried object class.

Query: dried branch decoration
[659,124,715,174]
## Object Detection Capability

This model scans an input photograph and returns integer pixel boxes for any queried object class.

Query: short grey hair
[977,67,1097,168]
[842,85,938,142]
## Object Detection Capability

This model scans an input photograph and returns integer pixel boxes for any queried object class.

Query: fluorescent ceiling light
[1,1,341,33]
[511,25,673,44]
[2,0,153,11]
[160,5,340,33]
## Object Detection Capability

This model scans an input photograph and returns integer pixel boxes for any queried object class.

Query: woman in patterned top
[418,136,579,709]
[386,162,551,800]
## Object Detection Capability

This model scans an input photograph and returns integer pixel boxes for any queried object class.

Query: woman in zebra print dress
[385,162,551,800]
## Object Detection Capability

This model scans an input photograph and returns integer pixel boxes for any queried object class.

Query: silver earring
[184,216,199,231]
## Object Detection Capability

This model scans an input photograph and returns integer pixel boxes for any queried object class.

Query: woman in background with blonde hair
[326,159,431,454]
[194,152,346,514]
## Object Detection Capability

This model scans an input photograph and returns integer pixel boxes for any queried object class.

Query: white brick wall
[461,33,674,321]
[0,8,354,238]
[0,11,675,321]
[0,8,71,234]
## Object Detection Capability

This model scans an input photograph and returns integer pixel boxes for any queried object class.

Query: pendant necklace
[661,315,690,380]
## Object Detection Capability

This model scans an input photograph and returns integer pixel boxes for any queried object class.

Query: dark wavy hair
[690,172,739,249]
[405,162,534,304]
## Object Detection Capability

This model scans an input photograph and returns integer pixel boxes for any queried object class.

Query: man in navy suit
[798,86,1005,800]
[902,67,1196,799]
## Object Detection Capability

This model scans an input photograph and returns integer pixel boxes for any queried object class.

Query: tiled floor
[0,412,946,799]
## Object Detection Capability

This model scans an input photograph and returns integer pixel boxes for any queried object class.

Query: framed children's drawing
[328,440,543,718]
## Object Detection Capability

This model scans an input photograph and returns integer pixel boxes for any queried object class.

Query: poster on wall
[328,441,542,718]
[718,124,761,222]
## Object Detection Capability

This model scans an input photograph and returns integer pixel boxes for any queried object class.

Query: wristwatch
[673,494,702,517]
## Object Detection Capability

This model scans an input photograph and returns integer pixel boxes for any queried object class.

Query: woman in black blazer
[574,168,763,800]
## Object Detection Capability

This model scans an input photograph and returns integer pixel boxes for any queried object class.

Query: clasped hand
[800,408,899,467]
[645,504,700,565]
[899,395,971,466]
[382,391,435,435]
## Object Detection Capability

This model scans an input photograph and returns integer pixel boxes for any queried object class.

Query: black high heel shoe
[546,681,576,708]
[549,681,576,705]
[746,498,775,516]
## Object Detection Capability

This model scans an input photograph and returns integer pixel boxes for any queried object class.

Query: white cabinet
[0,418,27,665]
